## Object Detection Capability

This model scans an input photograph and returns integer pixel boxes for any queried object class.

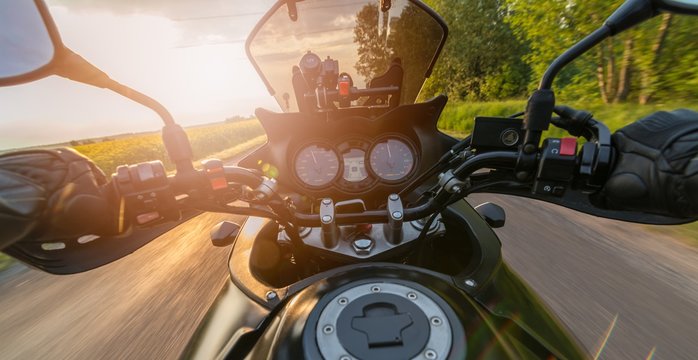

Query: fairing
[246,0,447,112]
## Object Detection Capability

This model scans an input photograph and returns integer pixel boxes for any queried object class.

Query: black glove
[0,148,116,250]
[600,109,698,218]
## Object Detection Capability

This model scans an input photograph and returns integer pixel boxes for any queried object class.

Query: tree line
[421,0,698,104]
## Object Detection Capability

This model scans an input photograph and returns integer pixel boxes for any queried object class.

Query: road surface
[1,195,697,358]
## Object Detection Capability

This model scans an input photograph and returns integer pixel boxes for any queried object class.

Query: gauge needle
[387,143,392,159]
[311,150,318,164]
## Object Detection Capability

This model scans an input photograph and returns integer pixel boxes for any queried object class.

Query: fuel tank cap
[310,282,455,360]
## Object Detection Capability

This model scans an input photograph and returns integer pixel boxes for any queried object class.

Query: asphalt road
[1,193,697,359]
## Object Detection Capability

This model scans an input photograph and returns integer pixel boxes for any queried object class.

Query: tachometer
[294,144,340,188]
[369,138,415,182]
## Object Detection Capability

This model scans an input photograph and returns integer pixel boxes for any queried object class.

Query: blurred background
[1,0,697,359]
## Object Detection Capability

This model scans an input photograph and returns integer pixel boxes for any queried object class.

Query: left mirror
[0,0,60,86]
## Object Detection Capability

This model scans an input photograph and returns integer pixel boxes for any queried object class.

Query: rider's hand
[599,109,698,218]
[0,148,117,250]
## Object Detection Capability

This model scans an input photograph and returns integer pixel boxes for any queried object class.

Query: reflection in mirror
[0,0,55,79]
[248,0,445,112]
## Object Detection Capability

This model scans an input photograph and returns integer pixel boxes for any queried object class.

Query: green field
[437,99,698,136]
[74,119,266,175]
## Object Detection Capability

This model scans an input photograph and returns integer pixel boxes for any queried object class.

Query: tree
[421,0,530,101]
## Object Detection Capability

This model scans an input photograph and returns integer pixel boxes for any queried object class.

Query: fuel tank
[242,264,587,359]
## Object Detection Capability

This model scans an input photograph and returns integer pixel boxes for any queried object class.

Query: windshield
[247,0,446,112]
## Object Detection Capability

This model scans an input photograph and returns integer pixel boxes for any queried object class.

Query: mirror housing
[0,0,62,86]
[656,0,698,15]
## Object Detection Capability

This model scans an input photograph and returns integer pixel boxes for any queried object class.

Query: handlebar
[112,110,615,229]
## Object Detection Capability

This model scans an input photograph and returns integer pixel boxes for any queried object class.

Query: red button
[339,81,350,96]
[560,138,577,156]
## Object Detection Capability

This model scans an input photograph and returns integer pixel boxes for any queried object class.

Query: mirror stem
[53,48,175,126]
[53,48,195,173]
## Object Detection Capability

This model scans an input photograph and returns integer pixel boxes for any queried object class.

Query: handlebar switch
[320,198,339,248]
[384,194,404,245]
[113,161,180,227]
[534,138,578,196]
[202,159,227,191]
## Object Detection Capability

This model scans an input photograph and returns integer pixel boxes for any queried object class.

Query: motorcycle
[1,0,697,359]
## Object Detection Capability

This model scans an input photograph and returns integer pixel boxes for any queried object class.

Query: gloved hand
[600,109,698,218]
[0,148,117,250]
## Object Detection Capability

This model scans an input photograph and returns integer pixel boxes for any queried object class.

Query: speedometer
[369,138,415,182]
[294,144,340,188]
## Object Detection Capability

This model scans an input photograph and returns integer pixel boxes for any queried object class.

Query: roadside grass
[74,119,265,175]
[1,120,266,272]
[648,222,698,247]
[437,100,698,245]
[0,254,13,272]
[438,99,698,136]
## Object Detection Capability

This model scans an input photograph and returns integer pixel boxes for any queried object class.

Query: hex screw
[407,292,418,300]
[322,198,332,205]
[322,215,332,223]
[338,297,348,305]
[323,325,334,334]
[430,317,443,326]
[464,279,477,287]
[370,286,381,293]
[265,291,277,301]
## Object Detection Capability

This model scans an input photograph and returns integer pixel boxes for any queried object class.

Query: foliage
[501,0,698,104]
[421,0,530,101]
[73,119,264,175]
[414,0,698,105]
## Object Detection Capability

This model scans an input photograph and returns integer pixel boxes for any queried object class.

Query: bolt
[323,325,334,334]
[430,317,443,326]
[407,292,418,300]
[338,297,348,305]
[451,185,462,193]
[389,193,399,201]
[322,215,332,223]
[464,279,477,287]
[265,291,277,300]
[392,211,403,219]
[370,286,381,293]
[322,198,332,205]
[425,349,437,359]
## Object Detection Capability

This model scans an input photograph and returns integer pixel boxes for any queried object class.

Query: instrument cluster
[292,135,418,192]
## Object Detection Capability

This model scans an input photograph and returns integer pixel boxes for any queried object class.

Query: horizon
[0,0,279,150]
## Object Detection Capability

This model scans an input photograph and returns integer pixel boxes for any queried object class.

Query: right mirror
[0,0,60,86]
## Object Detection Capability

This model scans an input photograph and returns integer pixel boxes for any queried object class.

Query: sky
[0,0,279,149]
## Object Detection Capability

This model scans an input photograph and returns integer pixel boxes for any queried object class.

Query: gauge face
[369,138,415,182]
[342,148,368,182]
[294,144,340,187]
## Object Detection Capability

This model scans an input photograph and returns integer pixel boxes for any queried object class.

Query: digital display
[342,148,368,182]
